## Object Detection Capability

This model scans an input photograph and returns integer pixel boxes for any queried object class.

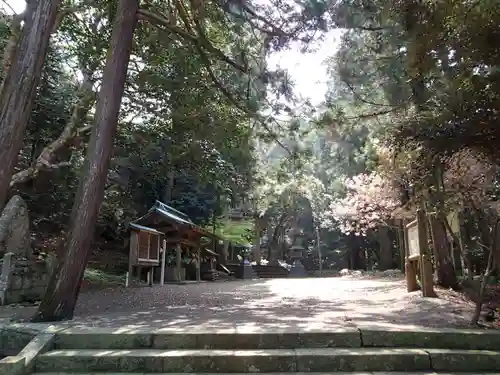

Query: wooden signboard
[404,211,436,298]
[447,211,460,235]
[129,224,161,267]
[406,220,420,260]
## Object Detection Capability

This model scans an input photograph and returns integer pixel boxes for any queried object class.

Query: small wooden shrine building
[127,200,220,286]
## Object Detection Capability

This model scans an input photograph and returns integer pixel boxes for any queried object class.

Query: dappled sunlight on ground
[59,276,476,331]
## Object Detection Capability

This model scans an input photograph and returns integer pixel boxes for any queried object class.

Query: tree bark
[316,225,322,272]
[32,0,138,322]
[429,215,458,289]
[471,220,498,325]
[1,12,24,81]
[162,169,174,202]
[397,220,406,272]
[0,0,61,209]
[378,225,392,270]
[253,220,261,265]
[269,212,288,261]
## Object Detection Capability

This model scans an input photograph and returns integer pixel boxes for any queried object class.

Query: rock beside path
[0,195,31,257]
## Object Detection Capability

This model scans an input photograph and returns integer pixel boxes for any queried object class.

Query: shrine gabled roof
[130,201,225,242]
[153,201,194,226]
[131,200,194,228]
[129,223,163,235]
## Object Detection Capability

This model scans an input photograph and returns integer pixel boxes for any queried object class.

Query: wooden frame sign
[404,210,436,298]
[129,224,161,267]
[406,220,420,260]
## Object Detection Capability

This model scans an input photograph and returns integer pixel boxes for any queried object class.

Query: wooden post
[421,254,436,297]
[403,219,419,291]
[405,260,419,292]
[137,266,142,283]
[176,243,182,281]
[221,240,229,265]
[196,247,201,282]
[398,219,406,273]
[127,231,137,288]
[417,209,436,297]
[160,239,166,286]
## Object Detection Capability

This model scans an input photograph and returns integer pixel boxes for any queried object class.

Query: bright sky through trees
[1,0,339,107]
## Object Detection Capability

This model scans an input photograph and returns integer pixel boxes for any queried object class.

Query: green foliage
[83,268,125,286]
[0,1,264,250]
[212,219,254,246]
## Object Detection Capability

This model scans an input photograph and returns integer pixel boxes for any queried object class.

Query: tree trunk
[461,209,475,280]
[253,220,261,265]
[0,0,61,209]
[471,220,498,325]
[429,215,458,289]
[478,214,497,273]
[269,213,287,261]
[32,0,138,322]
[316,225,322,272]
[266,222,273,260]
[162,169,174,202]
[494,226,500,275]
[378,226,392,270]
[398,220,406,273]
[349,235,365,270]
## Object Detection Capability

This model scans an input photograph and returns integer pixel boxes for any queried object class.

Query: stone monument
[0,195,54,305]
[288,229,307,277]
[0,195,31,258]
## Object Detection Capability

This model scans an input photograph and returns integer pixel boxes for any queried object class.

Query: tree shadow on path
[70,278,476,330]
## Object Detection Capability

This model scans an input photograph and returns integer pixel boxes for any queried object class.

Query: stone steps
[29,328,500,374]
[34,347,500,373]
[252,265,289,279]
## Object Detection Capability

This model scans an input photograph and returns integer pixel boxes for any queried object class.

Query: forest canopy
[0,0,499,325]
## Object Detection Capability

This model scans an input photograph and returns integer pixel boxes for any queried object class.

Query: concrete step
[54,329,362,350]
[52,327,500,350]
[34,347,500,373]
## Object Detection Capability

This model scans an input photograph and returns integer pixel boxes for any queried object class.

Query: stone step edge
[53,328,500,351]
[54,326,500,335]
[39,348,500,356]
[35,348,500,374]
[39,347,500,356]
[30,372,500,375]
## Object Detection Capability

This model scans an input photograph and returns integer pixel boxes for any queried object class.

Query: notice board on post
[406,219,420,260]
[129,223,161,267]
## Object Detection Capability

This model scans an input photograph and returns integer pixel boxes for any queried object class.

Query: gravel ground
[57,276,477,331]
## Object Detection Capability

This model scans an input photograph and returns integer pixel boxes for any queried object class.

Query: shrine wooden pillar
[126,230,138,287]
[176,242,182,281]
[196,247,201,281]
[160,239,166,285]
[221,240,229,266]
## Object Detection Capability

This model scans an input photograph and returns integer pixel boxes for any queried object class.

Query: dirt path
[59,276,476,331]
